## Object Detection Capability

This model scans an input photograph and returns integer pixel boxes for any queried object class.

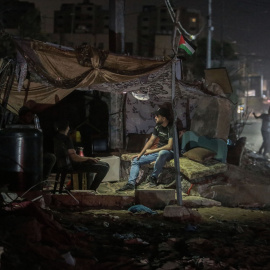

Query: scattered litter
[61,252,76,266]
[1,192,21,203]
[124,238,149,245]
[138,258,149,265]
[186,238,208,245]
[3,200,32,211]
[185,224,197,232]
[113,233,136,240]
[247,152,263,159]
[103,221,109,227]
[235,225,244,233]
[31,195,46,209]
[158,261,180,269]
[128,204,157,214]
[109,215,120,220]
[113,232,149,244]
[73,225,90,233]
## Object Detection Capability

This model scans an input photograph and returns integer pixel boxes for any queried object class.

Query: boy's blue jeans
[127,150,174,186]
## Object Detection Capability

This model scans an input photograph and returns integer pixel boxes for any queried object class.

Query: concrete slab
[189,164,270,208]
[51,191,134,209]
[135,189,175,209]
[18,186,222,211]
[163,205,202,222]
[182,195,222,208]
[20,189,134,210]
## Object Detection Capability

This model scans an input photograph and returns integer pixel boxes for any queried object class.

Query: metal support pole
[171,9,182,206]
[206,0,212,68]
[109,0,125,54]
[172,59,182,206]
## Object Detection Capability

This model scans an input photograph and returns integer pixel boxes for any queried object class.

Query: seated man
[54,120,109,191]
[117,107,174,191]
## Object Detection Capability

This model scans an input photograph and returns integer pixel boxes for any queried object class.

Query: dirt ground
[0,149,270,269]
[1,195,270,269]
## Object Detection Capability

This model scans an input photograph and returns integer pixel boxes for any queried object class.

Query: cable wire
[164,0,205,39]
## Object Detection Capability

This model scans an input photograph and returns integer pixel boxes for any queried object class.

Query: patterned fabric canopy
[91,62,213,101]
[5,38,226,114]
[14,38,172,91]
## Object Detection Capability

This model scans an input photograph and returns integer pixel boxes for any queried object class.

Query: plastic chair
[53,168,86,193]
[53,138,85,193]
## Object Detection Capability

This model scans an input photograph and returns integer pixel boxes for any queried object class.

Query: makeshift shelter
[3,39,222,104]
[0,37,233,206]
[1,38,229,141]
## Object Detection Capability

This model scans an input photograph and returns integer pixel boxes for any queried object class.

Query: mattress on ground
[169,157,227,180]
[121,154,227,181]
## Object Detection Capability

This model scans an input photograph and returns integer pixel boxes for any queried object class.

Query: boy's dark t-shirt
[54,133,74,150]
[152,124,173,148]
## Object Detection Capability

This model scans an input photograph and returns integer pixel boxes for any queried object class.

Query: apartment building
[137,5,202,57]
[2,0,203,57]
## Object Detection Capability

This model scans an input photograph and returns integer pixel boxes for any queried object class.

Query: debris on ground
[0,147,270,269]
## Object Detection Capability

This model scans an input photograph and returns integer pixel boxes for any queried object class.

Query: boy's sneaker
[148,176,157,187]
[117,183,135,191]
[164,180,176,189]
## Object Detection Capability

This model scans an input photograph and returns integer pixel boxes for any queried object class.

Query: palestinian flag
[178,35,196,55]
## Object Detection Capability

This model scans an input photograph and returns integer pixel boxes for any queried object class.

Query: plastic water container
[0,125,43,191]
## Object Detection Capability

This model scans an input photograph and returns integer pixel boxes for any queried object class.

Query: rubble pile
[0,148,269,269]
[1,201,270,269]
[241,149,270,177]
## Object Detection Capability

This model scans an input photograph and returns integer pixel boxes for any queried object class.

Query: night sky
[172,0,270,81]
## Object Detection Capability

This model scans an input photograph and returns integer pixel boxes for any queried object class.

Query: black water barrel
[0,125,43,191]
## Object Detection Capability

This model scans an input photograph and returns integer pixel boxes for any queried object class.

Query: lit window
[191,17,196,23]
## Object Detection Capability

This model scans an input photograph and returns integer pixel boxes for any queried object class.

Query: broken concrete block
[163,205,202,222]
[135,189,175,209]
[51,191,134,209]
[190,97,231,141]
[182,196,222,208]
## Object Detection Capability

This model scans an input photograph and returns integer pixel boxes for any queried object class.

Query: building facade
[3,0,203,56]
